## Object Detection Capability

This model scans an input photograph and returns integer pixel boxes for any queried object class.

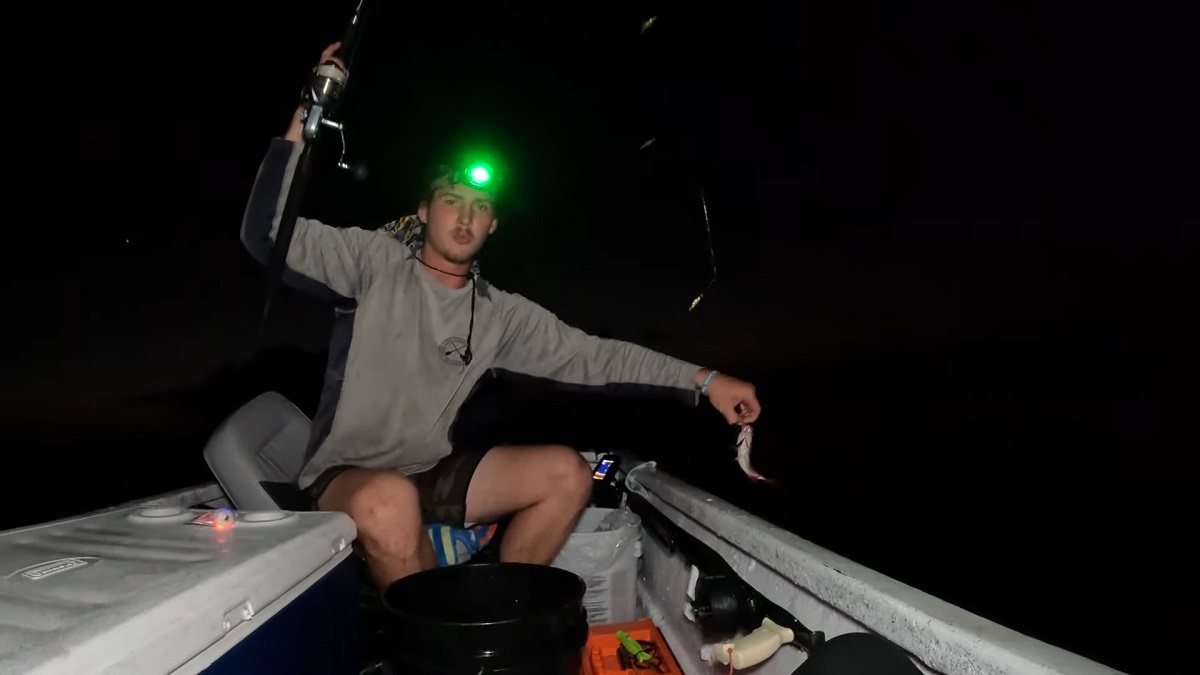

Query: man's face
[418,181,498,265]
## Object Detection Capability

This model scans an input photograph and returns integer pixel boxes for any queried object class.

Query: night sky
[5,2,1196,673]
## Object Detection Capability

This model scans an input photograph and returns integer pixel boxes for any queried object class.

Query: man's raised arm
[240,105,383,299]
[240,43,384,300]
[492,292,706,406]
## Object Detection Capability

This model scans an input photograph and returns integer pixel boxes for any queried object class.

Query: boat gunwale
[620,456,1126,675]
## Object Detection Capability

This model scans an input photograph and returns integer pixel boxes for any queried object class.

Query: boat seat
[203,391,315,512]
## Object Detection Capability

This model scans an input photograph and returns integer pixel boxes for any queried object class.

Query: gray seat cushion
[203,391,312,511]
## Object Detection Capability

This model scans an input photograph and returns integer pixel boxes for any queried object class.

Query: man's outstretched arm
[493,292,761,423]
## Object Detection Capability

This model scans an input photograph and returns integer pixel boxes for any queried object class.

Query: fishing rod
[622,488,825,666]
[258,0,372,344]
[591,454,824,667]
[595,455,923,674]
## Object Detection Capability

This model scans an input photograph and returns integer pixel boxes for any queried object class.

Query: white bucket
[550,506,642,625]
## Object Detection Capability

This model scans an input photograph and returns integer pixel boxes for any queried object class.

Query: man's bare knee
[318,469,424,558]
[483,445,593,565]
[545,445,593,508]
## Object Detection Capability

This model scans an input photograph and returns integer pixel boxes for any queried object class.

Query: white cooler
[0,502,359,674]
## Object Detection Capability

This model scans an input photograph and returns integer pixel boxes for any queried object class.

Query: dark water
[2,340,1187,675]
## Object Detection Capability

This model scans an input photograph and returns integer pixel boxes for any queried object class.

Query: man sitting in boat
[239,41,762,591]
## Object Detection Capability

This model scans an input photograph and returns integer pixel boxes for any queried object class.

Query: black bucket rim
[381,561,587,629]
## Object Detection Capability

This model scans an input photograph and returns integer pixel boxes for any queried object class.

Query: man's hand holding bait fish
[696,369,774,484]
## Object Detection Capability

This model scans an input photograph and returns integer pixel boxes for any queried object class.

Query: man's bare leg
[317,468,437,590]
[464,444,593,564]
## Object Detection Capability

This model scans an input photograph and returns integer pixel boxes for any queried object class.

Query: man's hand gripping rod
[303,0,368,176]
[258,0,370,342]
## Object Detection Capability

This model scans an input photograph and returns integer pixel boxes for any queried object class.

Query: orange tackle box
[581,618,685,675]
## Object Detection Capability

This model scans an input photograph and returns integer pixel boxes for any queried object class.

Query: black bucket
[382,562,589,675]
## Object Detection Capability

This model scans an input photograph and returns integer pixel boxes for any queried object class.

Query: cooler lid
[0,501,356,674]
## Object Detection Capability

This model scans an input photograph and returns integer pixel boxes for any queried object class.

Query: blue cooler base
[201,555,360,675]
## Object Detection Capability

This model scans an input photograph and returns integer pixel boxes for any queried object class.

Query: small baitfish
[735,425,776,484]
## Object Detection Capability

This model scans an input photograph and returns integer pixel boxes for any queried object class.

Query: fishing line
[637,15,721,312]
[690,187,718,311]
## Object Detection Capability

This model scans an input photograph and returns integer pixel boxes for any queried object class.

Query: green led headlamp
[462,163,494,189]
[442,146,504,195]
[432,160,502,195]
[426,148,506,204]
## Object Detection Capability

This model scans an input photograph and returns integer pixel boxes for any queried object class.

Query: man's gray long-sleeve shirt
[242,138,703,489]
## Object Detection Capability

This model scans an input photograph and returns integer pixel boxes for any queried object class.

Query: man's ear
[417,202,428,223]
[488,218,499,235]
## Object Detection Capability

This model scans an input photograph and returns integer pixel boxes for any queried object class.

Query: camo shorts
[306,448,492,528]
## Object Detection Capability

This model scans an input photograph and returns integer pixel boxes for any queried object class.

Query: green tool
[615,630,665,671]
[616,630,652,664]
